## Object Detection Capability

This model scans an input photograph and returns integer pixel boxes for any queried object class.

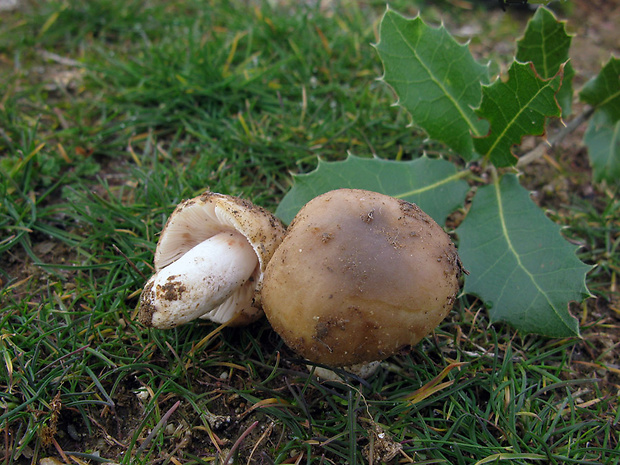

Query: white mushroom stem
[309,361,382,381]
[142,231,258,329]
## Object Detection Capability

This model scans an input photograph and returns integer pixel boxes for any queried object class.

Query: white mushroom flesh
[138,191,286,328]
[141,231,258,329]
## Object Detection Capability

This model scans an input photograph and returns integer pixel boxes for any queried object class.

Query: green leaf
[584,110,620,184]
[474,61,563,167]
[580,57,620,183]
[579,56,620,121]
[516,7,574,116]
[456,174,591,337]
[275,154,469,225]
[557,62,575,117]
[375,8,489,161]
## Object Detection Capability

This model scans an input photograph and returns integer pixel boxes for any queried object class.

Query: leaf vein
[494,177,561,319]
[389,14,482,137]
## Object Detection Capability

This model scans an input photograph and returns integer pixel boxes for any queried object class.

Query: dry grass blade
[135,400,181,456]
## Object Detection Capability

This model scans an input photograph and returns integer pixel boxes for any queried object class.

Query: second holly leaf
[473,61,563,167]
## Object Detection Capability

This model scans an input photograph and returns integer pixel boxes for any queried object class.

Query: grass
[1,0,619,463]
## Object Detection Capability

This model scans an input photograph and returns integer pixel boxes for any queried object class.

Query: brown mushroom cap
[261,189,461,367]
[138,192,285,328]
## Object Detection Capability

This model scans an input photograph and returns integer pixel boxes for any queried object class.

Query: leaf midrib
[494,177,565,326]
[388,13,484,137]
[484,65,559,157]
[396,169,469,198]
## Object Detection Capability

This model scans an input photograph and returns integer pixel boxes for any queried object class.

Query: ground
[0,0,619,463]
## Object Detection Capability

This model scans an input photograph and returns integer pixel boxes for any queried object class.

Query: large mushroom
[261,189,462,368]
[138,192,285,329]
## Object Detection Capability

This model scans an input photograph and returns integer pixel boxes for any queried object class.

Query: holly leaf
[516,6,574,116]
[474,61,563,167]
[579,57,620,183]
[557,63,575,117]
[579,56,620,121]
[456,174,592,337]
[584,110,620,183]
[275,154,469,226]
[375,8,489,161]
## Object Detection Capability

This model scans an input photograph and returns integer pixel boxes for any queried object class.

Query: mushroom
[261,189,462,368]
[138,192,285,329]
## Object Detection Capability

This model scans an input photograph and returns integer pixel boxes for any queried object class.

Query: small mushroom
[261,189,462,367]
[138,192,285,329]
